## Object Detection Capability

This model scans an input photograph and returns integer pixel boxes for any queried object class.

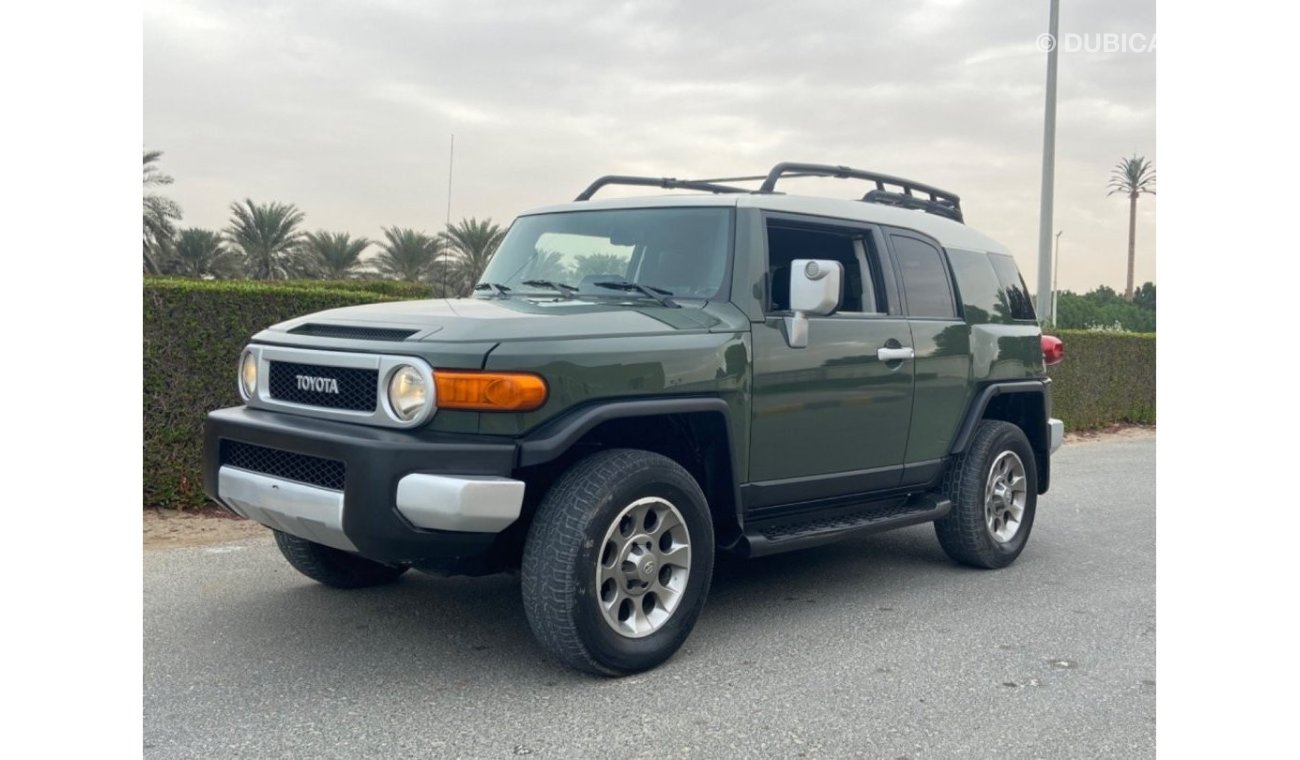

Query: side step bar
[738,494,951,558]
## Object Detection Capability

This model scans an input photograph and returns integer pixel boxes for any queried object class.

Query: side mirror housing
[784,259,843,348]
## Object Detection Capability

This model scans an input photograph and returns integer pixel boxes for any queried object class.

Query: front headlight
[387,365,429,421]
[239,351,258,398]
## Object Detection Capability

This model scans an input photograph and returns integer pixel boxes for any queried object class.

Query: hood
[268,296,728,344]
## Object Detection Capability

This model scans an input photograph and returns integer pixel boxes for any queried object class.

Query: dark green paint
[750,315,913,482]
[250,208,1045,491]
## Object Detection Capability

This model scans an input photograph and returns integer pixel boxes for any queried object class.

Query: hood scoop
[288,323,418,342]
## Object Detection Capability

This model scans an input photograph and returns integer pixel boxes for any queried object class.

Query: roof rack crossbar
[861,189,962,222]
[690,172,835,184]
[575,175,749,202]
[756,162,963,223]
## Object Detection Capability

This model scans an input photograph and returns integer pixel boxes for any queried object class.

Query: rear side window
[988,254,1036,321]
[945,249,1001,324]
[890,235,957,319]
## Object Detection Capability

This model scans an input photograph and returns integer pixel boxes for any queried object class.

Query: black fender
[515,396,744,542]
[517,396,733,467]
[950,379,1053,494]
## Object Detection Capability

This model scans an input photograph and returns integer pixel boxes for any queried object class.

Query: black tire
[273,531,409,589]
[934,420,1038,569]
[521,449,715,676]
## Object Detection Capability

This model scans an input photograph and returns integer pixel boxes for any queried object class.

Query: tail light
[1041,335,1064,366]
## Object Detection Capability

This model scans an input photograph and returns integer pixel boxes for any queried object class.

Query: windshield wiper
[474,282,512,297]
[592,281,679,308]
[521,279,578,295]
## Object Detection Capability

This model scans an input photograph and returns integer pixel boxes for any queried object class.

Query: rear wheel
[273,531,409,589]
[934,420,1038,569]
[521,449,714,676]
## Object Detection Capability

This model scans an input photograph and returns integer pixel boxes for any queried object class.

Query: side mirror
[784,259,843,348]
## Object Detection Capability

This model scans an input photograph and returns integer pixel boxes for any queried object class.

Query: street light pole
[1035,0,1061,324]
[1053,230,1063,293]
[1053,229,1063,324]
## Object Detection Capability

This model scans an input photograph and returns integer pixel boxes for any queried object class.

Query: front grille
[221,440,346,491]
[268,361,377,411]
[289,324,417,341]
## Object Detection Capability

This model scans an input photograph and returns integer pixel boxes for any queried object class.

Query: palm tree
[571,252,629,281]
[374,227,442,283]
[528,249,572,283]
[303,231,370,279]
[143,150,182,274]
[1107,154,1156,300]
[169,228,241,278]
[441,218,506,296]
[225,199,306,280]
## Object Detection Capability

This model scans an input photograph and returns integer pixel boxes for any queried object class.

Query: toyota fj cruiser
[204,162,1065,675]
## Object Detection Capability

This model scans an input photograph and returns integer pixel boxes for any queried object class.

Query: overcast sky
[144,0,1156,292]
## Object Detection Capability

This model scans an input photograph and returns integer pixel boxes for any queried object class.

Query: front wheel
[934,420,1039,569]
[521,449,715,676]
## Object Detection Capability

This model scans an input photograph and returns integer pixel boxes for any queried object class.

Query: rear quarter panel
[947,248,1045,377]
[945,247,1046,440]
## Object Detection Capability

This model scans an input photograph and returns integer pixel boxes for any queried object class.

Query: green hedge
[145,276,434,299]
[275,279,436,298]
[143,278,414,507]
[143,282,1155,508]
[1048,330,1156,430]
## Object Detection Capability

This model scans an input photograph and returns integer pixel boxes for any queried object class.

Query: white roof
[521,192,1010,255]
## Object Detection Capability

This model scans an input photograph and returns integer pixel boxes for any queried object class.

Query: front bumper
[204,406,524,564]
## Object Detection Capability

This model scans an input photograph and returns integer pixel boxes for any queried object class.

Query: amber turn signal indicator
[434,370,548,411]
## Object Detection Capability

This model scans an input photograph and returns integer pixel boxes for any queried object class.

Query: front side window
[478,208,733,300]
[765,222,882,314]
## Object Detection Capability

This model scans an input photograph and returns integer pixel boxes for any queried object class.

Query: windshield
[479,207,734,300]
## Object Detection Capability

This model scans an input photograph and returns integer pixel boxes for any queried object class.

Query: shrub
[276,279,436,299]
[143,278,415,507]
[1048,330,1156,430]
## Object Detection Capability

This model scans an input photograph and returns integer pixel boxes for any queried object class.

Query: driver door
[746,216,916,513]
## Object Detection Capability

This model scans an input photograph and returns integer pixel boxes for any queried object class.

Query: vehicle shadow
[214,524,971,686]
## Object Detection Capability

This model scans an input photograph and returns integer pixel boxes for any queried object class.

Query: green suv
[204,162,1065,675]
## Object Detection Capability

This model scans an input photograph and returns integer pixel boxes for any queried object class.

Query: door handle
[877,346,915,362]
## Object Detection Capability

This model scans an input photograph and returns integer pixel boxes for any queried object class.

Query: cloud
[371,82,505,125]
[145,0,1157,291]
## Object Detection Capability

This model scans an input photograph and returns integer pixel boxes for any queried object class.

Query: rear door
[885,229,972,481]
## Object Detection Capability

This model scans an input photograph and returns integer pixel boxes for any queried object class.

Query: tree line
[143,150,503,297]
[145,149,1157,325]
[1054,283,1155,332]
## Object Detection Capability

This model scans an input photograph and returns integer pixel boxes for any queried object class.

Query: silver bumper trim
[396,474,525,533]
[217,466,355,551]
[1049,418,1064,453]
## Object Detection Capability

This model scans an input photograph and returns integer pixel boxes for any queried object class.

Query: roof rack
[574,176,749,202]
[756,162,963,223]
[573,161,963,223]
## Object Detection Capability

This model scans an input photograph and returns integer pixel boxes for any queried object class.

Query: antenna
[441,133,454,298]
[446,133,454,226]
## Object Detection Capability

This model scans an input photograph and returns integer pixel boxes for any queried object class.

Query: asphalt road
[144,434,1156,759]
